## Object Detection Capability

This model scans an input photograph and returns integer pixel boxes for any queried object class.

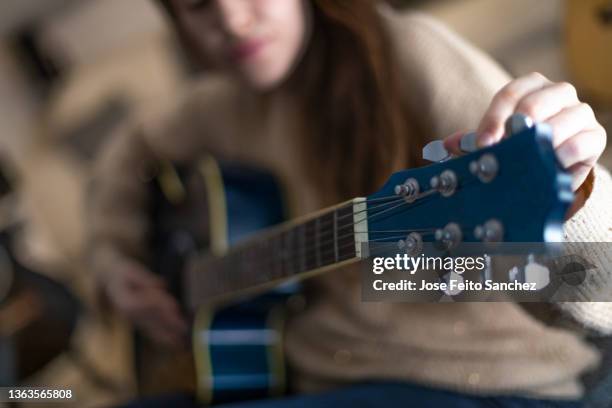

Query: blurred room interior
[0,0,610,406]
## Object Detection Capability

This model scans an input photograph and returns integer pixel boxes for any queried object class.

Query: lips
[231,38,267,62]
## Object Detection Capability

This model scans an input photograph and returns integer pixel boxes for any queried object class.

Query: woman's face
[170,0,311,90]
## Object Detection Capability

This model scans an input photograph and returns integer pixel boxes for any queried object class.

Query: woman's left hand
[443,72,607,192]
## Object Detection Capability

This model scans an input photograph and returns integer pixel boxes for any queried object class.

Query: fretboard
[184,199,368,309]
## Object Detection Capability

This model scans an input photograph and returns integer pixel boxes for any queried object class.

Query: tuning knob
[430,170,458,197]
[394,178,420,202]
[398,232,423,256]
[422,140,450,163]
[424,131,482,162]
[474,219,504,242]
[469,153,499,183]
[459,132,478,153]
[505,113,534,136]
[435,222,463,250]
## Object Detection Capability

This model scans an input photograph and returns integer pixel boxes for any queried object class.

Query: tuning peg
[434,222,462,250]
[505,113,533,136]
[459,132,478,153]
[422,140,450,162]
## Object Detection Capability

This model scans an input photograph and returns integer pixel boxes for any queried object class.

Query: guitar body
[136,157,289,404]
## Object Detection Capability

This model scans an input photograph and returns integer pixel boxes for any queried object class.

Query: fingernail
[478,133,495,148]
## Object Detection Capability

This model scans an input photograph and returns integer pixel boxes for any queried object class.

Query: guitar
[565,0,612,105]
[136,115,573,404]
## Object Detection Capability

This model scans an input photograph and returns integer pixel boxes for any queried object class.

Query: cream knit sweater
[89,8,612,400]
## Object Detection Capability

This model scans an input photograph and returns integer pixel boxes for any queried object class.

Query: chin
[240,61,294,91]
[242,73,283,91]
[249,78,283,91]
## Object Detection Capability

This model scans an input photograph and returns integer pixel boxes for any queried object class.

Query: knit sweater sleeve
[558,164,612,334]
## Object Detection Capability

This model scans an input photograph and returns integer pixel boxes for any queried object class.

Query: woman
[89,0,611,407]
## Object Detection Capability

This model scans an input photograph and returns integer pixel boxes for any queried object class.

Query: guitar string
[352,173,482,208]
[276,176,480,236]
[208,218,482,296]
[207,229,436,292]
[226,191,439,263]
[296,189,439,236]
[209,228,479,295]
[340,176,481,223]
[208,192,439,286]
[208,178,482,279]
[197,178,483,291]
[290,181,466,247]
[251,223,477,269]
[212,212,478,292]
[205,242,460,299]
[213,188,437,263]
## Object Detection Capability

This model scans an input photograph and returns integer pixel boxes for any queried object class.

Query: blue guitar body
[138,158,290,404]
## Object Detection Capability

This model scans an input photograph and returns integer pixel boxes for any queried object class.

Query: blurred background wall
[0,0,610,406]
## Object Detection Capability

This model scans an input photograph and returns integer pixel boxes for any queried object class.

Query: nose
[215,0,254,38]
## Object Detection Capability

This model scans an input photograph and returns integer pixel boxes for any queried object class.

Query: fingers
[546,103,599,148]
[107,265,188,347]
[441,71,606,198]
[131,292,188,347]
[122,261,166,290]
[545,103,603,191]
[566,162,593,192]
[477,72,551,146]
[514,81,578,123]
[556,129,605,169]
[442,130,466,156]
[139,314,186,347]
[142,307,187,347]
[150,292,188,335]
[556,127,606,181]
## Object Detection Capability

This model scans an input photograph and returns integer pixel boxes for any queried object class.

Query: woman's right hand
[102,257,188,347]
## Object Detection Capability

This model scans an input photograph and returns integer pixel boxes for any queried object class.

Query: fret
[304,220,317,272]
[292,229,299,276]
[277,234,283,278]
[333,209,339,263]
[268,237,277,280]
[270,234,283,277]
[337,205,357,261]
[285,228,294,276]
[315,217,321,268]
[259,239,270,284]
[280,230,291,278]
[298,223,306,274]
[186,204,360,305]
[318,212,335,268]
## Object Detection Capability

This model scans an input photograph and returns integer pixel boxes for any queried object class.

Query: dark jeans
[121,382,583,408]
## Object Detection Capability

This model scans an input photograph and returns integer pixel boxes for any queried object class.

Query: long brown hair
[157,0,424,202]
[291,0,423,202]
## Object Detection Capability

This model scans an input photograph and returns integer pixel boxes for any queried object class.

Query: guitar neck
[184,198,368,309]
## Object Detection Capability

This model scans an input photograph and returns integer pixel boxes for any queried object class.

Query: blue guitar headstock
[366,114,573,248]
